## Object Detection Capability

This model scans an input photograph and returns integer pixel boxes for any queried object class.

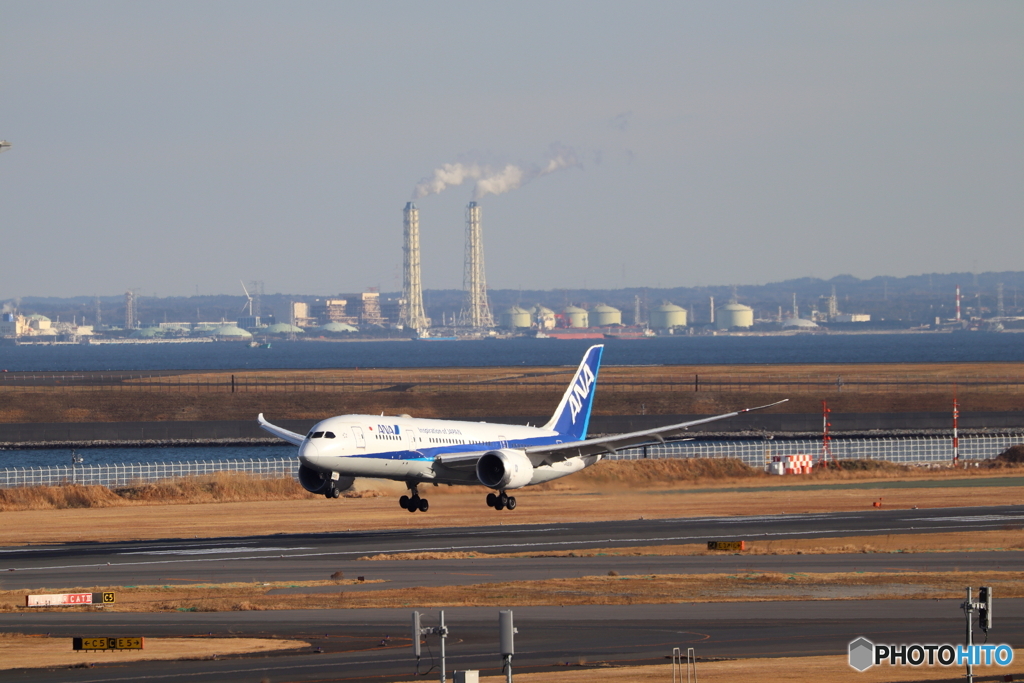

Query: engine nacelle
[476,449,534,490]
[298,464,354,495]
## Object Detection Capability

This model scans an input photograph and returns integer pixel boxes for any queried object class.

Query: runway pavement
[4,601,1023,683]
[1,504,1021,589]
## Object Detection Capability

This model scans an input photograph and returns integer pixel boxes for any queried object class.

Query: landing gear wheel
[486,493,497,508]
[399,495,410,510]
[417,498,429,512]
[494,498,504,511]
[408,496,420,513]
[506,496,516,510]
[330,487,341,499]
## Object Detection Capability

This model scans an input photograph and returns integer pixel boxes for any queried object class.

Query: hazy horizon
[2,2,1021,298]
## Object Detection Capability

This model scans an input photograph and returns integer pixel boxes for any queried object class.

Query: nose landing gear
[486,491,516,511]
[399,486,429,513]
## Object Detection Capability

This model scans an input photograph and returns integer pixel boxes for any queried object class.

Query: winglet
[542,345,604,440]
[257,413,306,446]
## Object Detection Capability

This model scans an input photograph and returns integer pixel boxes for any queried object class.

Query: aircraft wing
[523,400,788,464]
[257,413,306,446]
[434,400,788,471]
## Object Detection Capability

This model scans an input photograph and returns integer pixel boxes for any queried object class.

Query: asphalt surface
[4,601,1024,683]
[2,504,1022,589]
[2,505,1022,682]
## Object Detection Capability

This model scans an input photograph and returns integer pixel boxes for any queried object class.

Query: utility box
[454,671,479,683]
[499,610,515,656]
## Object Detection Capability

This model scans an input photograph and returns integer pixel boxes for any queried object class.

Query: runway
[2,504,1021,589]
[4,601,1024,683]
[2,505,1021,682]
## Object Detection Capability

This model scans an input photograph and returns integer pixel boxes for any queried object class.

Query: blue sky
[1,1,1021,297]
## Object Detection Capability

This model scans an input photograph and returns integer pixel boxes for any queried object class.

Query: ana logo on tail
[568,363,596,423]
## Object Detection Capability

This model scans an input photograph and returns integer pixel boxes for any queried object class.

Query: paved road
[2,505,1021,589]
[4,601,1023,683]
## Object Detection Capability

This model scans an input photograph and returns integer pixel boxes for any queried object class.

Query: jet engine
[476,449,534,490]
[298,464,354,495]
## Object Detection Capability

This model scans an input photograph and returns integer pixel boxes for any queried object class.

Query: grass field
[3,361,1023,423]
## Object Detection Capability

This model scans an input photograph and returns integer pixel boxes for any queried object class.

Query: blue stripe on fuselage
[327,433,566,461]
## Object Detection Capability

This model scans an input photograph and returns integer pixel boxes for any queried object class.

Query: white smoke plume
[413,144,580,201]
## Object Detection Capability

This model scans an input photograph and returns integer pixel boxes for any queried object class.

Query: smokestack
[400,203,429,331]
[461,201,494,328]
[709,296,714,324]
[956,284,961,322]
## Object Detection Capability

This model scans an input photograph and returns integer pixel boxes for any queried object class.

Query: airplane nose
[298,439,319,465]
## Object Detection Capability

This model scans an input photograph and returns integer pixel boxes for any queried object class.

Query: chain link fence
[0,434,1019,489]
[0,458,297,489]
[611,434,1023,467]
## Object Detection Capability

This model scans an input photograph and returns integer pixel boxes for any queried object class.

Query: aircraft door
[351,426,366,449]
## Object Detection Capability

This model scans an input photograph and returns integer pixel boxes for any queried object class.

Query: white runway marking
[118,547,313,556]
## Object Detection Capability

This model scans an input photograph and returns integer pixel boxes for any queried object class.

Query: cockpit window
[324,432,336,439]
[312,431,325,438]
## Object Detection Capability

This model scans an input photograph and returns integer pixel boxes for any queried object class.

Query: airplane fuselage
[299,414,598,487]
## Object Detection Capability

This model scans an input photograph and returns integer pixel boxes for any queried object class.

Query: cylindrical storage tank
[649,303,687,329]
[530,305,556,329]
[562,305,589,328]
[715,302,754,329]
[499,306,532,329]
[590,304,622,326]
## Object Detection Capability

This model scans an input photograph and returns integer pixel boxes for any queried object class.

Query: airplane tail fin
[542,344,604,440]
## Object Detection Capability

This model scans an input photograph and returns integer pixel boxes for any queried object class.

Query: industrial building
[715,301,754,329]
[531,305,556,329]
[499,306,532,329]
[562,305,589,328]
[649,302,688,329]
[589,304,622,326]
[307,292,385,328]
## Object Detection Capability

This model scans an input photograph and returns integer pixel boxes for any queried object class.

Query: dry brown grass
[5,458,1022,515]
[0,472,315,511]
[3,571,1021,614]
[0,635,309,671]
[356,529,1024,561]
[4,361,1024,423]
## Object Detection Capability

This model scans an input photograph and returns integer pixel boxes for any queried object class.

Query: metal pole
[964,586,973,683]
[439,610,446,683]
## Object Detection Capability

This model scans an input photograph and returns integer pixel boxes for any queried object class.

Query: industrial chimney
[401,202,429,331]
[461,201,494,328]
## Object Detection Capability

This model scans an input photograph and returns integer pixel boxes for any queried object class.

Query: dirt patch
[0,634,309,670]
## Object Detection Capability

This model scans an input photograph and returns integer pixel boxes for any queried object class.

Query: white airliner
[258,345,785,512]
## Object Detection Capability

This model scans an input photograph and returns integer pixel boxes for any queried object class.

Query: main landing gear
[324,484,341,499]
[399,486,429,513]
[486,491,516,511]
